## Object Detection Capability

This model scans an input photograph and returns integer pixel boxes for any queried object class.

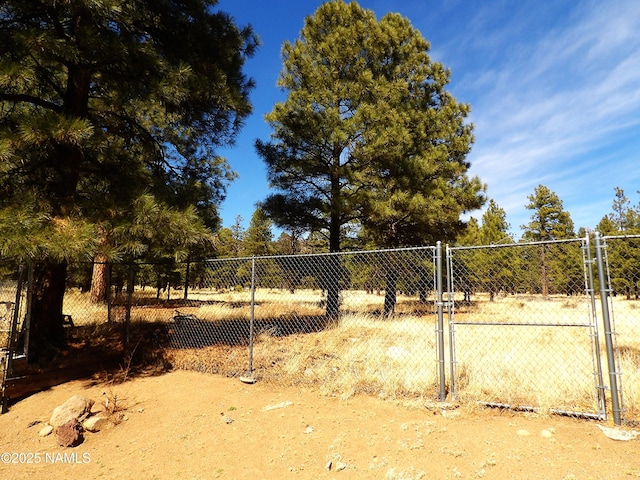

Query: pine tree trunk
[325,255,341,319]
[383,268,398,317]
[326,175,341,319]
[540,245,549,297]
[29,261,67,362]
[419,288,428,304]
[90,254,109,304]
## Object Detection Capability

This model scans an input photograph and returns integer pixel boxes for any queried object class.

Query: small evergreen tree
[244,208,274,257]
[522,185,576,296]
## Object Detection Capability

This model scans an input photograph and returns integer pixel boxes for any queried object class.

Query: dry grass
[20,287,640,421]
[609,299,640,421]
[254,314,439,401]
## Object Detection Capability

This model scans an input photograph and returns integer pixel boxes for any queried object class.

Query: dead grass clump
[248,314,439,402]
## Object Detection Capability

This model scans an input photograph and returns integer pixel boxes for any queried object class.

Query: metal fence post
[594,231,622,425]
[445,244,456,401]
[23,262,33,363]
[436,241,447,401]
[5,264,25,378]
[247,257,256,379]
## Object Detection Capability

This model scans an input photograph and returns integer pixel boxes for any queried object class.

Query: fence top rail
[603,233,640,241]
[203,245,437,263]
[447,236,587,252]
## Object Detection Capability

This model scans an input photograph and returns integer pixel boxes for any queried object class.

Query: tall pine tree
[256,0,484,316]
[0,0,257,357]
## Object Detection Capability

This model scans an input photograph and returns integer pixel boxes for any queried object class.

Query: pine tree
[522,185,576,296]
[0,0,257,357]
[611,187,631,232]
[229,216,246,257]
[243,208,274,257]
[256,0,484,251]
[480,200,512,245]
[522,185,575,241]
[457,217,481,246]
[256,0,484,316]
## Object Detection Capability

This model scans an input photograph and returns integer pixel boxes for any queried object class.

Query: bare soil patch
[1,370,638,479]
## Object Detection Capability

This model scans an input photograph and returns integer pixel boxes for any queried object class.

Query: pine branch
[0,93,62,112]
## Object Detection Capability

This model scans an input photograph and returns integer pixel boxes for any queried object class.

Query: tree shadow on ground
[2,321,172,411]
[1,313,341,411]
[167,314,337,349]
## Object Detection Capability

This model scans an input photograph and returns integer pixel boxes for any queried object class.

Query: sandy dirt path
[1,370,638,479]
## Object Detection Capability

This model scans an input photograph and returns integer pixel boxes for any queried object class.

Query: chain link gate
[446,238,607,419]
[601,233,640,423]
[1,263,29,413]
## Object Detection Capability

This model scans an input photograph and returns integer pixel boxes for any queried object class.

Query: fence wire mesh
[447,239,606,417]
[163,248,440,400]
[2,234,639,421]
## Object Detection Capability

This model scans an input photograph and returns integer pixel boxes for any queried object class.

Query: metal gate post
[5,264,25,377]
[436,241,447,401]
[594,232,622,425]
[584,233,607,418]
[124,263,134,348]
[446,245,457,401]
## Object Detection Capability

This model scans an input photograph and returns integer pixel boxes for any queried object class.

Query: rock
[596,424,639,441]
[57,418,84,447]
[50,395,95,428]
[262,401,293,411]
[38,425,53,437]
[83,415,112,433]
[441,409,461,419]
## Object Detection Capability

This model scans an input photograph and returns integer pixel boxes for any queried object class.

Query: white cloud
[452,0,640,233]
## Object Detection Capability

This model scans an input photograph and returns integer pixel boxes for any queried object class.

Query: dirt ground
[0,370,638,480]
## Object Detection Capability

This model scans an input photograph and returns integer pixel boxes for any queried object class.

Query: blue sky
[216,0,640,237]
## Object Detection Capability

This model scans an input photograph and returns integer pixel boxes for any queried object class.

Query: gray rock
[83,415,112,432]
[38,425,53,437]
[50,395,94,428]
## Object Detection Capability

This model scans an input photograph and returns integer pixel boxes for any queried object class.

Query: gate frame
[444,235,614,422]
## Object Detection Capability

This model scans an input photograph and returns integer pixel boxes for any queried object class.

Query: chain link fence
[1,235,639,423]
[0,261,28,413]
[164,248,440,400]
